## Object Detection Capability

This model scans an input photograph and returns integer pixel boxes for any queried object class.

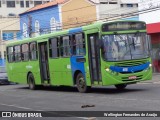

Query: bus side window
[21,44,29,61]
[49,38,59,58]
[74,33,85,56]
[29,42,37,60]
[7,46,14,63]
[60,36,71,57]
[14,45,21,62]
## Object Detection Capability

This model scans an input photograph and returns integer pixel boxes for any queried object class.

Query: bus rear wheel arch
[76,73,90,93]
[28,73,36,90]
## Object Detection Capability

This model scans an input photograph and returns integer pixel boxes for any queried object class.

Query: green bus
[6,21,152,93]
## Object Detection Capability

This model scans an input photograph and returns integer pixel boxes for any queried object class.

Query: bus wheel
[115,84,127,90]
[28,73,36,90]
[76,73,90,93]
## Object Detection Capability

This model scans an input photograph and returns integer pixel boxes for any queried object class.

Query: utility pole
[28,15,32,37]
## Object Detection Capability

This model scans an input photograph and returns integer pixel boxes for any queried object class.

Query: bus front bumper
[101,68,152,86]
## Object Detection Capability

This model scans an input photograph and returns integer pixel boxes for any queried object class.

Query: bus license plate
[128,76,137,80]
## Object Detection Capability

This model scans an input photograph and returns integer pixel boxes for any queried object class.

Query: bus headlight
[105,68,110,72]
[149,64,152,67]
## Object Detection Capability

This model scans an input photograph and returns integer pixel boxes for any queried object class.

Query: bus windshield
[101,33,150,61]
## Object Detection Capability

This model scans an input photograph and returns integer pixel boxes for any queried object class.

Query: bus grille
[115,60,148,67]
[119,70,143,74]
[122,75,143,82]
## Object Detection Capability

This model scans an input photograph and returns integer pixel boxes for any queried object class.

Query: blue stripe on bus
[69,27,82,34]
[70,56,86,82]
[110,62,150,73]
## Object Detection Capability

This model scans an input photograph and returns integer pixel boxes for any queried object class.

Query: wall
[89,0,138,21]
[98,4,138,21]
[0,18,20,31]
[20,5,60,37]
[61,0,97,29]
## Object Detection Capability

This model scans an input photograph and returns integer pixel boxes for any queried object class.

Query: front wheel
[76,73,90,93]
[115,84,127,90]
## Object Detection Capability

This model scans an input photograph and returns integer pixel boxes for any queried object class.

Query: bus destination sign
[102,22,146,32]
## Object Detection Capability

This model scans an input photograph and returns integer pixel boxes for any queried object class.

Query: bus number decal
[123,68,128,72]
[67,65,71,69]
[26,65,33,69]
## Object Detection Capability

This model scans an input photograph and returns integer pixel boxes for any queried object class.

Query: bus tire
[28,73,36,90]
[76,73,90,93]
[115,84,127,90]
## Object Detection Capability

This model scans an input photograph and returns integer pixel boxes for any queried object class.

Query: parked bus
[6,21,152,92]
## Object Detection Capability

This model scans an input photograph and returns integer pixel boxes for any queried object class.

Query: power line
[0,20,19,30]
[29,7,138,29]
[29,9,138,31]
[22,4,96,17]
[20,0,160,20]
[22,6,160,34]
[0,0,156,27]
[0,1,157,29]
[20,1,138,19]
[24,0,159,28]
[19,0,160,27]
[1,4,160,41]
[0,19,19,25]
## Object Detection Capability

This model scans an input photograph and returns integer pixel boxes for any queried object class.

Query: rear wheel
[115,84,127,90]
[28,73,36,90]
[76,73,90,93]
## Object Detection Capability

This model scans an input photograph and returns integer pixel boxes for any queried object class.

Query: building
[0,18,20,66]
[19,0,97,36]
[0,0,53,66]
[61,0,97,29]
[139,0,160,73]
[19,0,140,38]
[92,0,139,21]
[19,0,66,38]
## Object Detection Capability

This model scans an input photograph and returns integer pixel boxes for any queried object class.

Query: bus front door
[87,33,102,84]
[38,42,50,84]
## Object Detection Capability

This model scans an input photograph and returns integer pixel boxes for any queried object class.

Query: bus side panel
[17,62,28,84]
[7,60,41,85]
[12,63,22,83]
[27,60,41,85]
[49,59,62,85]
[6,58,23,83]
[6,62,13,82]
[70,56,87,84]
[49,58,73,86]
